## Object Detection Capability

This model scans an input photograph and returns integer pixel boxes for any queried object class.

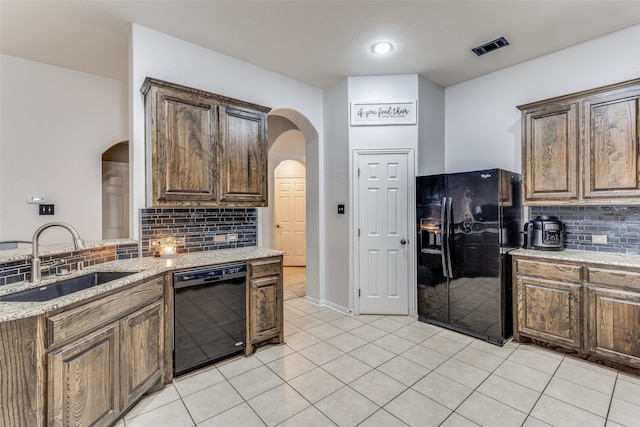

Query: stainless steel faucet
[31,222,86,283]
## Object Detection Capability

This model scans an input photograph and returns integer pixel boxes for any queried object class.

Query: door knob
[400,239,407,245]
[276,225,280,228]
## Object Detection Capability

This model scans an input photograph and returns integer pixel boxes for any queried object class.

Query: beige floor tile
[125,399,194,427]
[289,314,325,330]
[173,366,227,397]
[322,353,373,383]
[298,341,344,365]
[614,375,640,406]
[456,391,527,427]
[354,314,384,323]
[247,383,310,427]
[350,342,396,367]
[420,334,467,356]
[284,321,302,337]
[349,323,388,341]
[359,409,410,427]
[377,355,431,386]
[401,344,450,370]
[410,320,447,335]
[544,376,612,417]
[477,375,541,413]
[468,339,518,359]
[312,308,345,323]
[530,395,606,427]
[554,359,616,395]
[412,371,473,410]
[228,365,284,400]
[283,306,307,320]
[373,333,416,355]
[276,405,337,427]
[253,344,295,364]
[522,417,553,427]
[437,329,476,345]
[197,402,266,427]
[282,330,322,351]
[305,322,345,340]
[434,358,491,389]
[493,359,553,392]
[216,354,264,380]
[606,397,640,427]
[439,413,480,427]
[287,367,344,403]
[266,352,316,381]
[182,381,244,424]
[618,371,640,385]
[453,346,504,372]
[124,383,181,419]
[350,369,408,406]
[369,316,406,333]
[330,316,366,331]
[325,331,368,353]
[296,302,325,315]
[507,347,563,375]
[385,388,451,427]
[562,356,618,376]
[315,386,379,427]
[393,324,436,343]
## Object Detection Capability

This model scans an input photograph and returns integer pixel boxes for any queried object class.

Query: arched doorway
[102,141,129,239]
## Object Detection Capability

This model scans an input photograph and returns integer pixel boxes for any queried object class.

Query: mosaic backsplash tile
[138,207,257,257]
[531,206,640,255]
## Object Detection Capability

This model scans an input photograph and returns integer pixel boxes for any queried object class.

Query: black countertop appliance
[524,215,565,251]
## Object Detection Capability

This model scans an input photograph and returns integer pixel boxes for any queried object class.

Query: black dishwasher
[173,263,246,376]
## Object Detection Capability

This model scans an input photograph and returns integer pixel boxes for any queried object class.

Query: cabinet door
[48,324,119,427]
[522,103,580,203]
[515,275,582,349]
[153,88,218,205]
[585,285,640,368]
[120,301,164,409]
[248,276,282,345]
[219,106,268,205]
[583,88,640,200]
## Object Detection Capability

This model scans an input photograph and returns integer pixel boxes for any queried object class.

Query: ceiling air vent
[471,37,509,56]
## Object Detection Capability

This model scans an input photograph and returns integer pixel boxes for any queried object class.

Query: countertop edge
[511,248,640,269]
[0,247,284,322]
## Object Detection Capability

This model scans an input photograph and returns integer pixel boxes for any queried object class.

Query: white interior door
[102,161,129,239]
[357,152,410,315]
[275,162,306,266]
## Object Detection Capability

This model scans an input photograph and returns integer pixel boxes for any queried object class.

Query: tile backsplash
[531,206,640,255]
[139,207,257,257]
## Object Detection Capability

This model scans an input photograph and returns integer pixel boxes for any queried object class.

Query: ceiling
[2,1,639,88]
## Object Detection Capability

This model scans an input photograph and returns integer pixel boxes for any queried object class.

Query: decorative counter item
[157,236,178,258]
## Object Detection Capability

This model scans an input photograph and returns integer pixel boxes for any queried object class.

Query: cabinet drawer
[516,259,582,282]
[47,276,163,348]
[587,267,640,292]
[248,258,282,278]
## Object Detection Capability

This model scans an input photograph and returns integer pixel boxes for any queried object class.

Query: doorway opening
[101,141,129,239]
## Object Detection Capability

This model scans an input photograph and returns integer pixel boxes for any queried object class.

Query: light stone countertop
[511,248,640,269]
[0,246,284,322]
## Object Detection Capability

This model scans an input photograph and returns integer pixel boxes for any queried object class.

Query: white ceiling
[2,1,639,88]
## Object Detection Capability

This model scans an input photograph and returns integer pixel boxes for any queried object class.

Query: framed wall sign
[350,100,417,126]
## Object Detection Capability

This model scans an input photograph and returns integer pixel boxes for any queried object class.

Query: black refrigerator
[416,169,521,346]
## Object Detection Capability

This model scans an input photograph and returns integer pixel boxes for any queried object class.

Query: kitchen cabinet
[518,78,640,205]
[142,78,270,207]
[513,253,640,372]
[514,258,582,349]
[246,257,284,354]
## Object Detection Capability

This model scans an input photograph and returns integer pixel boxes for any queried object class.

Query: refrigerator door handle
[445,197,454,278]
[440,197,448,277]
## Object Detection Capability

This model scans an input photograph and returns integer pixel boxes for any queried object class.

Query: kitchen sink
[0,271,137,302]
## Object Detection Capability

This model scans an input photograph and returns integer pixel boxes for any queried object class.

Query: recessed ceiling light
[372,41,393,55]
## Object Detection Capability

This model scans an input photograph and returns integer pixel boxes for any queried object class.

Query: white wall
[418,76,445,176]
[0,55,128,244]
[445,24,640,174]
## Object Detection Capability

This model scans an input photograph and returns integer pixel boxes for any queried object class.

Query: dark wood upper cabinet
[518,78,640,205]
[142,78,270,207]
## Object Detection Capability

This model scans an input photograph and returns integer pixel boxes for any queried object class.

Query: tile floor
[117,298,640,426]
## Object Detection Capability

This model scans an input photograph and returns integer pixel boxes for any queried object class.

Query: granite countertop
[0,247,284,322]
[511,248,640,269]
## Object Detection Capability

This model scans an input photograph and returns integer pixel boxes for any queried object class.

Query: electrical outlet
[227,233,238,241]
[592,234,608,244]
[39,204,55,215]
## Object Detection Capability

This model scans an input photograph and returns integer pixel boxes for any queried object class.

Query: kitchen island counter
[511,248,640,269]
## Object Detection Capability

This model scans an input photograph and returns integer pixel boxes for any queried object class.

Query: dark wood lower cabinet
[247,257,284,354]
[514,253,640,372]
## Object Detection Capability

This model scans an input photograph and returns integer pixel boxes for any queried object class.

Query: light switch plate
[227,233,238,241]
[592,234,608,244]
